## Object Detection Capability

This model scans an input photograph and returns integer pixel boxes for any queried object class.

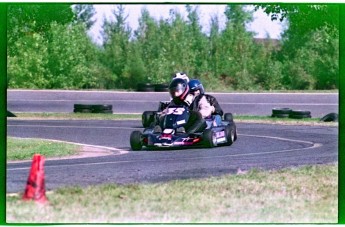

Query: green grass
[7,137,80,161]
[6,163,338,223]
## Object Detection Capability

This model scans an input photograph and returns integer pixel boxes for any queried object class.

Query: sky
[88,4,286,44]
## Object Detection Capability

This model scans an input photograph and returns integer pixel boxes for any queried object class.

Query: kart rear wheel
[225,125,235,146]
[203,129,216,148]
[130,131,143,151]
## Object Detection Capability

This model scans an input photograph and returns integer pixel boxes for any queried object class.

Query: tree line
[7,4,339,91]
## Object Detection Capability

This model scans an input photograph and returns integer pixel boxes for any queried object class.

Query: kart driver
[172,72,190,83]
[188,79,223,127]
[157,73,207,133]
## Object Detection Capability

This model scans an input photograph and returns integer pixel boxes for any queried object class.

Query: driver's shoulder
[198,95,212,107]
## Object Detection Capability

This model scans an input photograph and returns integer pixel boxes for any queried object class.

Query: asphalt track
[7,119,338,193]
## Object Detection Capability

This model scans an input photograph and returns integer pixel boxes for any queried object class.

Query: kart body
[131,104,237,151]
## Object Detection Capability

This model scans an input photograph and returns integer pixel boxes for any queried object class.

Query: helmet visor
[170,83,185,98]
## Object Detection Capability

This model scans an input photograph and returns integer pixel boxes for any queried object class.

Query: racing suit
[159,93,207,133]
[190,94,223,127]
[190,95,213,118]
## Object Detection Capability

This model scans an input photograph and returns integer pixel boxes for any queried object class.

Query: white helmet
[173,72,190,83]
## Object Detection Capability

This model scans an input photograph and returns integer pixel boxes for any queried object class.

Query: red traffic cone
[22,154,48,204]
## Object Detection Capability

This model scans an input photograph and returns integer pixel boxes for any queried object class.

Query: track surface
[7,119,338,193]
[7,90,338,117]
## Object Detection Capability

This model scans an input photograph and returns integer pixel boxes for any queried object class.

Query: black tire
[130,131,143,151]
[7,110,16,117]
[74,108,93,113]
[224,113,233,122]
[74,104,113,114]
[320,113,338,122]
[92,104,113,111]
[289,114,311,119]
[271,113,290,118]
[137,83,155,92]
[74,104,93,109]
[224,125,235,146]
[154,83,169,92]
[289,110,311,119]
[142,111,156,128]
[290,110,311,115]
[202,129,216,148]
[272,108,292,115]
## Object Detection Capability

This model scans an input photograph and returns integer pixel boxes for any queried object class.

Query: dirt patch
[62,145,115,159]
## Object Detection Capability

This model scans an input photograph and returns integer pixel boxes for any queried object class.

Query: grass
[7,137,80,161]
[6,163,338,223]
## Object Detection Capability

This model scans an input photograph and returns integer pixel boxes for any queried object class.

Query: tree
[47,22,100,89]
[281,27,338,90]
[122,42,147,88]
[163,8,196,76]
[185,5,208,75]
[8,21,101,89]
[72,4,96,29]
[217,4,257,90]
[256,4,339,89]
[7,4,74,51]
[134,8,161,82]
[100,5,131,88]
[254,4,339,30]
[7,32,51,88]
[207,14,221,82]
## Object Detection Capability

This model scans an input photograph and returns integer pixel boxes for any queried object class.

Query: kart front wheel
[142,111,156,128]
[130,131,143,151]
[203,129,216,148]
[224,113,234,122]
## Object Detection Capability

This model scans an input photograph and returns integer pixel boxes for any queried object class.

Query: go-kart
[130,104,237,151]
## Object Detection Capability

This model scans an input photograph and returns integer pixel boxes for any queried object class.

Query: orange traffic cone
[22,154,48,204]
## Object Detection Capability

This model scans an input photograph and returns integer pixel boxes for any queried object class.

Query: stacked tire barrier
[73,104,113,114]
[271,108,311,119]
[289,110,312,119]
[271,108,291,118]
[137,83,169,92]
[7,110,16,117]
[137,83,155,92]
[154,83,169,92]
